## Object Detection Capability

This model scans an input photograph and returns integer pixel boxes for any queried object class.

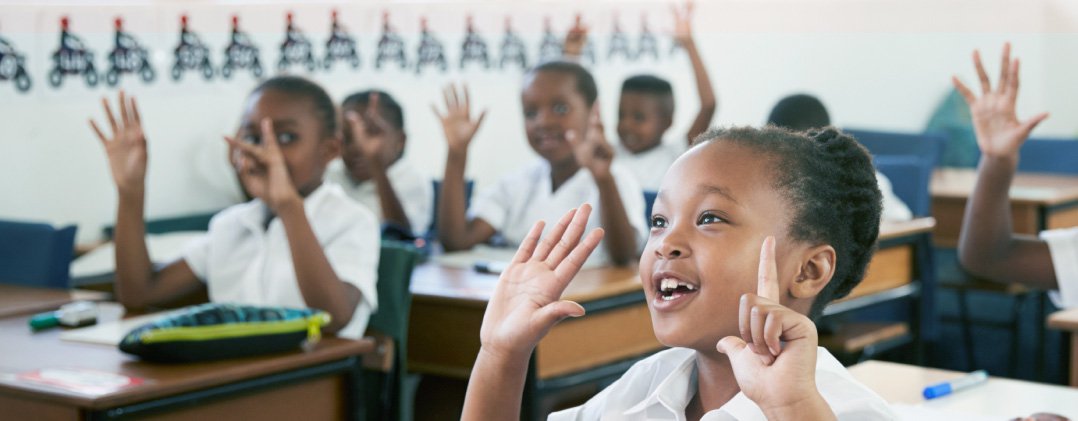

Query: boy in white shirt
[953,43,1074,307]
[89,77,379,338]
[327,90,433,237]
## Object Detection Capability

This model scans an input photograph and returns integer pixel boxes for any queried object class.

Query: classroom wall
[1,0,1076,243]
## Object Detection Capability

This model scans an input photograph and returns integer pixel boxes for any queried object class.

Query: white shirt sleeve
[1041,227,1078,308]
[324,207,381,339]
[181,233,212,283]
[398,171,434,236]
[610,164,649,253]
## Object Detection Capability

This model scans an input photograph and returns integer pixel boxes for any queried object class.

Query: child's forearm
[438,151,481,250]
[277,200,360,333]
[462,347,531,421]
[684,39,716,144]
[594,173,637,266]
[113,186,156,309]
[367,160,413,231]
[761,392,836,421]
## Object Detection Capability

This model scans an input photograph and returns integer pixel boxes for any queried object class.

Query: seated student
[432,63,646,267]
[462,126,893,420]
[325,90,433,237]
[87,77,380,338]
[564,1,716,191]
[954,43,1070,306]
[768,94,914,222]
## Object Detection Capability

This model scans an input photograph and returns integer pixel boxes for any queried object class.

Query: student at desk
[952,43,1074,308]
[87,77,380,338]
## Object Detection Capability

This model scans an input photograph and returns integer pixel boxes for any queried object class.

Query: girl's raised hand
[717,237,831,418]
[479,204,605,361]
[224,118,302,213]
[567,106,615,180]
[432,83,487,156]
[89,91,147,194]
[345,93,393,166]
[953,42,1049,159]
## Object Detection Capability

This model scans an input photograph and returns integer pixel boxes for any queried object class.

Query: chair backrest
[1017,137,1078,175]
[844,128,946,169]
[103,211,218,239]
[364,240,421,421]
[643,190,658,224]
[874,155,932,217]
[0,220,77,288]
[426,179,474,239]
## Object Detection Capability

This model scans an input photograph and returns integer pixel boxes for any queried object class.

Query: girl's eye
[697,212,725,225]
[242,134,260,145]
[276,132,297,145]
[553,103,569,115]
[650,215,668,229]
[523,109,537,119]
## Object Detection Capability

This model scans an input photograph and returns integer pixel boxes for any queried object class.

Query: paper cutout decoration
[278,12,317,72]
[106,17,155,86]
[49,17,98,88]
[572,14,596,65]
[636,14,659,61]
[172,15,214,81]
[414,17,446,74]
[459,15,489,69]
[221,15,263,79]
[0,28,31,92]
[498,16,527,70]
[607,12,632,61]
[323,9,359,70]
[374,11,407,70]
[538,17,562,63]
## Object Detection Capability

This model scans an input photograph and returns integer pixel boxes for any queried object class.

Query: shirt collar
[238,182,334,232]
[623,349,698,416]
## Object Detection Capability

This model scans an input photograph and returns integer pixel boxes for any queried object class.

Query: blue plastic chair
[0,220,77,289]
[643,190,658,224]
[845,129,946,170]
[1017,137,1078,175]
[874,155,932,218]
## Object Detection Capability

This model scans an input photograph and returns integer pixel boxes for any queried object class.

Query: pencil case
[118,303,329,363]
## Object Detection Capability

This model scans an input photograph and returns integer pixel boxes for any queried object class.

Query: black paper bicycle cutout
[636,14,659,61]
[49,17,98,88]
[323,9,359,70]
[538,17,562,63]
[221,15,263,79]
[278,12,317,72]
[0,28,31,92]
[374,11,407,70]
[172,15,214,81]
[415,17,446,74]
[459,15,489,69]
[607,13,633,61]
[106,17,155,86]
[498,16,527,70]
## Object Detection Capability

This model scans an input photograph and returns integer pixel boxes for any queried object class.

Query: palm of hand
[481,261,565,352]
[443,114,479,152]
[969,95,1024,157]
[107,126,147,187]
[355,130,386,162]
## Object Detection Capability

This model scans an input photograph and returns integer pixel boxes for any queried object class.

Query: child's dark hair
[528,60,598,106]
[252,76,337,138]
[693,126,882,319]
[767,94,830,132]
[622,75,675,117]
[342,89,405,131]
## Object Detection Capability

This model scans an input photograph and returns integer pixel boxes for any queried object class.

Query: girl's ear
[321,133,342,164]
[790,244,836,299]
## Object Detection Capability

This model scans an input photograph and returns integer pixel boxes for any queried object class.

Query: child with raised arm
[89,77,380,338]
[463,126,894,420]
[953,43,1069,305]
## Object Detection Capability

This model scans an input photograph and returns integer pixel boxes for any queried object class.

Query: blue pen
[922,369,988,399]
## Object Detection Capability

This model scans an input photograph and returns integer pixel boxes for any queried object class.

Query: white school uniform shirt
[325,158,434,235]
[1041,227,1078,308]
[549,347,896,421]
[876,171,914,222]
[182,183,380,339]
[468,159,648,266]
[614,141,687,192]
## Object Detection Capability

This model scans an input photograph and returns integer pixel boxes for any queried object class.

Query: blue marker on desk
[922,369,988,399]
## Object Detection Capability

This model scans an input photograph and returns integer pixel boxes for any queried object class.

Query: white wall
[1,0,1076,243]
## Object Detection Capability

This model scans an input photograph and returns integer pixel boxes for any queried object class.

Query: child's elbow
[956,247,995,281]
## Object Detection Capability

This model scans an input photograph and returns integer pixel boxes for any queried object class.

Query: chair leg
[956,288,977,371]
[1034,292,1046,382]
[1008,293,1031,378]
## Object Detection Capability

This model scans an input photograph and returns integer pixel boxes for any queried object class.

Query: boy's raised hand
[717,236,831,418]
[953,42,1048,159]
[479,204,605,361]
[345,93,393,167]
[89,91,147,194]
[432,83,487,156]
[567,106,615,180]
[563,15,588,57]
[671,0,696,47]
[224,118,302,212]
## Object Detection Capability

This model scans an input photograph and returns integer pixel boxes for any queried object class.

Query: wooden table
[849,360,1078,418]
[931,168,1078,247]
[1048,307,1078,386]
[0,302,374,420]
[0,284,108,319]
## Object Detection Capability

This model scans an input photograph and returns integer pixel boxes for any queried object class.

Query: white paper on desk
[432,245,600,271]
[890,403,999,421]
[58,312,170,346]
[70,232,205,279]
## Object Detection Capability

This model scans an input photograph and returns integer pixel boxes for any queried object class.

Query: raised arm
[344,93,412,230]
[562,16,587,62]
[463,205,604,421]
[90,92,203,310]
[432,84,495,251]
[673,0,716,144]
[953,43,1057,289]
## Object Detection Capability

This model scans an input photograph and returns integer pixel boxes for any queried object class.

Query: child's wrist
[477,345,532,370]
[761,390,833,421]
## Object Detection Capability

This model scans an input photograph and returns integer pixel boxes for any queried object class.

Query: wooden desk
[1047,307,1078,386]
[850,360,1078,418]
[0,284,108,319]
[931,169,1078,247]
[0,303,374,420]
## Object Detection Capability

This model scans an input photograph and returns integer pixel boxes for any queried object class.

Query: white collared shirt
[182,183,380,339]
[1041,227,1078,308]
[614,141,687,192]
[550,347,896,420]
[325,158,434,235]
[468,159,647,266]
[876,171,913,222]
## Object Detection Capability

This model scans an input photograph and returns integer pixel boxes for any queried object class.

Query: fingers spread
[534,208,577,262]
[952,76,976,104]
[89,120,108,145]
[973,50,992,94]
[553,228,604,283]
[512,220,546,263]
[102,97,119,135]
[545,203,593,267]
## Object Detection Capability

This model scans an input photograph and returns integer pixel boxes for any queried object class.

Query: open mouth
[657,278,698,301]
[651,271,700,308]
